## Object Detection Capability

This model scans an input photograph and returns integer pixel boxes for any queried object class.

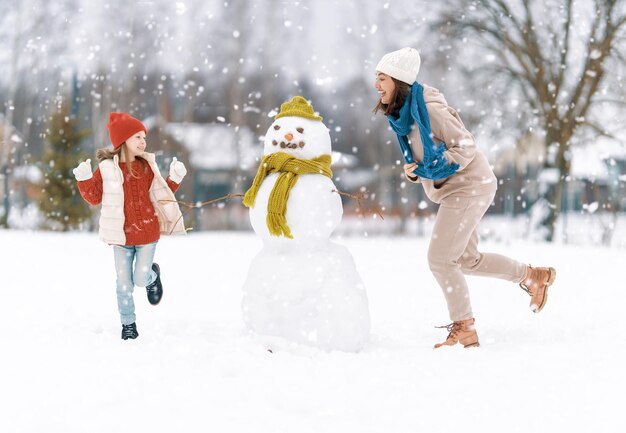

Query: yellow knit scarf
[243,152,333,238]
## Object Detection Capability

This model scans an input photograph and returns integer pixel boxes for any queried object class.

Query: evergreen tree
[38,105,92,231]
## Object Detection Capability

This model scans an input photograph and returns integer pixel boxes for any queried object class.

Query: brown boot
[519,265,556,313]
[434,318,480,349]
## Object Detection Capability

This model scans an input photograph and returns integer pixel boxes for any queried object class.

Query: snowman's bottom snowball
[241,241,371,352]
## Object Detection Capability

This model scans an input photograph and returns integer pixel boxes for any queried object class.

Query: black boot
[146,262,163,305]
[121,322,138,340]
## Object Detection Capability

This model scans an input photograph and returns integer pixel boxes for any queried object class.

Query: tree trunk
[543,129,572,241]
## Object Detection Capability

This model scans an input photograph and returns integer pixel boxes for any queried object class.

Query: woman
[374,47,556,348]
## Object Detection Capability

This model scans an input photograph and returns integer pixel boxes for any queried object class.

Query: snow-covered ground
[1,229,624,433]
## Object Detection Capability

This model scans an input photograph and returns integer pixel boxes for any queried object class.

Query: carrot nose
[284,133,293,141]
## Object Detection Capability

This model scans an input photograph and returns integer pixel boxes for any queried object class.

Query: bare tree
[436,0,626,241]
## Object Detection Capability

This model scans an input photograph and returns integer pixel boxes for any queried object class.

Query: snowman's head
[263,96,331,160]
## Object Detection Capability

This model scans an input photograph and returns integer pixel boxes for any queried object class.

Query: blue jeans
[113,242,158,325]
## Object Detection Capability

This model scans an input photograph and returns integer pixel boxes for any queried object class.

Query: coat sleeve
[166,176,181,193]
[405,172,421,184]
[77,167,104,205]
[427,100,477,173]
[407,130,423,183]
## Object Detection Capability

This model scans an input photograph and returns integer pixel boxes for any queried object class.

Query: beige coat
[99,152,186,245]
[406,85,497,203]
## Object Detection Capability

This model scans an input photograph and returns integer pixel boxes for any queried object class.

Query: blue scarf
[386,83,459,180]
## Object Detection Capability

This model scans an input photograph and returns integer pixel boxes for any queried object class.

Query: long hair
[95,143,145,178]
[373,77,411,117]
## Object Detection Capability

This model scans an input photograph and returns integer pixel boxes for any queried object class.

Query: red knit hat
[107,112,146,149]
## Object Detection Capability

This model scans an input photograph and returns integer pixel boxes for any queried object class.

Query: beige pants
[427,193,528,322]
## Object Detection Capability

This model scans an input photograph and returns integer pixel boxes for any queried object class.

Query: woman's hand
[72,159,93,181]
[169,157,187,184]
[403,163,418,181]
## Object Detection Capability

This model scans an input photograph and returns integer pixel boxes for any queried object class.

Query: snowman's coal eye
[296,127,304,133]
[273,125,281,130]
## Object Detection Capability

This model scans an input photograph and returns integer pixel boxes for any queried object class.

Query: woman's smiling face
[375,72,396,105]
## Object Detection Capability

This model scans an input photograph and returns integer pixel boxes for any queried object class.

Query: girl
[73,112,187,340]
[373,47,556,348]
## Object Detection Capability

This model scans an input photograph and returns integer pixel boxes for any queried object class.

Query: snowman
[242,96,370,352]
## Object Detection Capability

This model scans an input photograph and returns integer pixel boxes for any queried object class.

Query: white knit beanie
[375,47,421,85]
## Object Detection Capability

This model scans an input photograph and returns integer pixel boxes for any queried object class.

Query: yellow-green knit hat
[275,96,323,121]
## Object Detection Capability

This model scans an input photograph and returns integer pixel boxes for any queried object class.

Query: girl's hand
[73,159,93,181]
[169,157,187,184]
[403,163,418,181]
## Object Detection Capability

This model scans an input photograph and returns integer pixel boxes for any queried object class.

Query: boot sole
[434,335,480,349]
[532,267,556,313]
[434,341,480,349]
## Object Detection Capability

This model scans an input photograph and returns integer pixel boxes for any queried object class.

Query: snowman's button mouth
[279,141,305,149]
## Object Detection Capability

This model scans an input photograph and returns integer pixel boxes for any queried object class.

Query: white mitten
[169,157,187,184]
[73,159,93,181]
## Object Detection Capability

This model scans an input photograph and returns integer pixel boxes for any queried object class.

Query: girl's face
[124,131,147,160]
[375,72,396,105]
